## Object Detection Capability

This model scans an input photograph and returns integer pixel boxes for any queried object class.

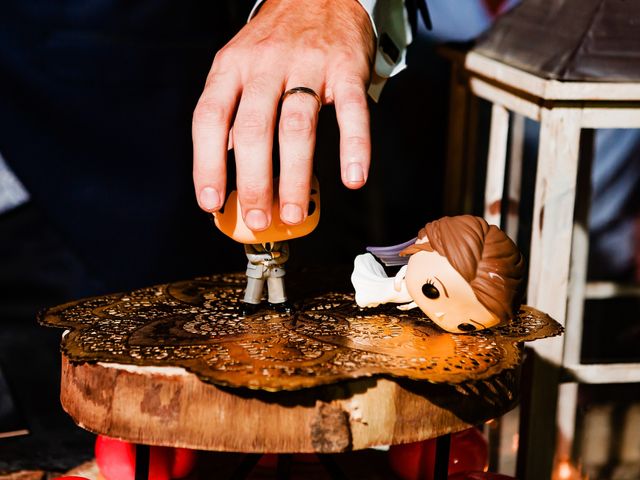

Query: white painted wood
[564,226,588,366]
[556,383,579,461]
[444,62,471,215]
[469,77,541,120]
[585,282,640,299]
[497,406,519,476]
[528,107,583,360]
[581,107,640,128]
[466,52,640,101]
[462,97,480,214]
[518,353,561,479]
[620,404,640,463]
[520,108,582,479]
[459,48,640,480]
[564,129,593,367]
[484,104,510,227]
[580,404,613,470]
[564,364,640,384]
[506,113,525,243]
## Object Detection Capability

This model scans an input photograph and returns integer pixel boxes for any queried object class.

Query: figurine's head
[400,215,524,333]
[214,177,320,244]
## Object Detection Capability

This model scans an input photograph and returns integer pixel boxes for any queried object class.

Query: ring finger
[278,82,323,225]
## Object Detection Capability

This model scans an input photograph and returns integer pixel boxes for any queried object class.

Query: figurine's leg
[266,276,286,304]
[267,277,292,314]
[242,278,265,315]
[243,278,264,304]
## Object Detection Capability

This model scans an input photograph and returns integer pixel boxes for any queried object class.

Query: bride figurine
[352,215,525,333]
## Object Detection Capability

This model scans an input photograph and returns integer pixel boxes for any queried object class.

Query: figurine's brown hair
[401,215,525,322]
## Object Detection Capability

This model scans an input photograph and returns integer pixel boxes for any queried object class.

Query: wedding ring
[282,87,322,112]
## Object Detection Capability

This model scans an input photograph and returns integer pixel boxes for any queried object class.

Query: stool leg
[519,107,583,479]
[276,453,293,480]
[317,454,348,480]
[230,453,262,480]
[434,434,451,480]
[135,444,150,480]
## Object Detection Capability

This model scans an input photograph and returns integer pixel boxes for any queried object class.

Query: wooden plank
[563,363,640,384]
[527,107,582,339]
[462,96,480,215]
[444,61,471,215]
[506,113,525,242]
[466,52,640,101]
[585,281,640,299]
[519,107,582,480]
[556,383,579,462]
[466,53,548,99]
[564,130,594,367]
[469,77,541,120]
[484,104,510,227]
[517,352,561,480]
[580,107,640,128]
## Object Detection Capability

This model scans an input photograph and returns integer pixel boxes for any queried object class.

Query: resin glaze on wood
[41,273,561,391]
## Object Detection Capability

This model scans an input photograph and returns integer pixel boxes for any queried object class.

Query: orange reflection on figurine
[213,176,320,245]
[352,216,525,333]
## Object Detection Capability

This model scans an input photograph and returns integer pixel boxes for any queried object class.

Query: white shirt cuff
[355,0,411,101]
[249,0,411,101]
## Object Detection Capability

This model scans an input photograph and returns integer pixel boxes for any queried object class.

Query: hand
[250,253,274,262]
[193,0,375,231]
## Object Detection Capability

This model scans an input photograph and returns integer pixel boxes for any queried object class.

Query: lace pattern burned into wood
[40,273,562,391]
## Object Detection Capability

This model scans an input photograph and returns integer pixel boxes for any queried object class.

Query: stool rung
[584,282,640,299]
[562,363,640,384]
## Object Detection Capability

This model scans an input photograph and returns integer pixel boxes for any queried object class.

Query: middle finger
[233,73,284,231]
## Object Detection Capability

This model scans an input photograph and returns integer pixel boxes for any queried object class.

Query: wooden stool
[42,273,560,479]
[442,2,640,476]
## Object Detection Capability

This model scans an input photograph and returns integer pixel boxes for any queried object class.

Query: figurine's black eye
[421,281,440,299]
[458,323,476,332]
[308,200,316,216]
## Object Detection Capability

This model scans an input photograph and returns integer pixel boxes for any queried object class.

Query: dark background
[0,0,450,470]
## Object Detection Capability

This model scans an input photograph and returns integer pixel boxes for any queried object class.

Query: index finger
[192,70,241,212]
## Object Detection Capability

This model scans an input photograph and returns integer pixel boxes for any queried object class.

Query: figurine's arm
[351,253,412,307]
[393,264,408,291]
[278,242,289,265]
[269,242,289,265]
[245,244,274,263]
[396,301,418,311]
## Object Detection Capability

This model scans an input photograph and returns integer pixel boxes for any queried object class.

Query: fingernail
[199,187,221,211]
[245,209,269,230]
[281,203,303,224]
[346,163,364,184]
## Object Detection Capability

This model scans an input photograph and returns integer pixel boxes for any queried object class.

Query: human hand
[193,0,375,231]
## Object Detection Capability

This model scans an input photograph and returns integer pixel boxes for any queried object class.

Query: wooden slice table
[41,273,561,479]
